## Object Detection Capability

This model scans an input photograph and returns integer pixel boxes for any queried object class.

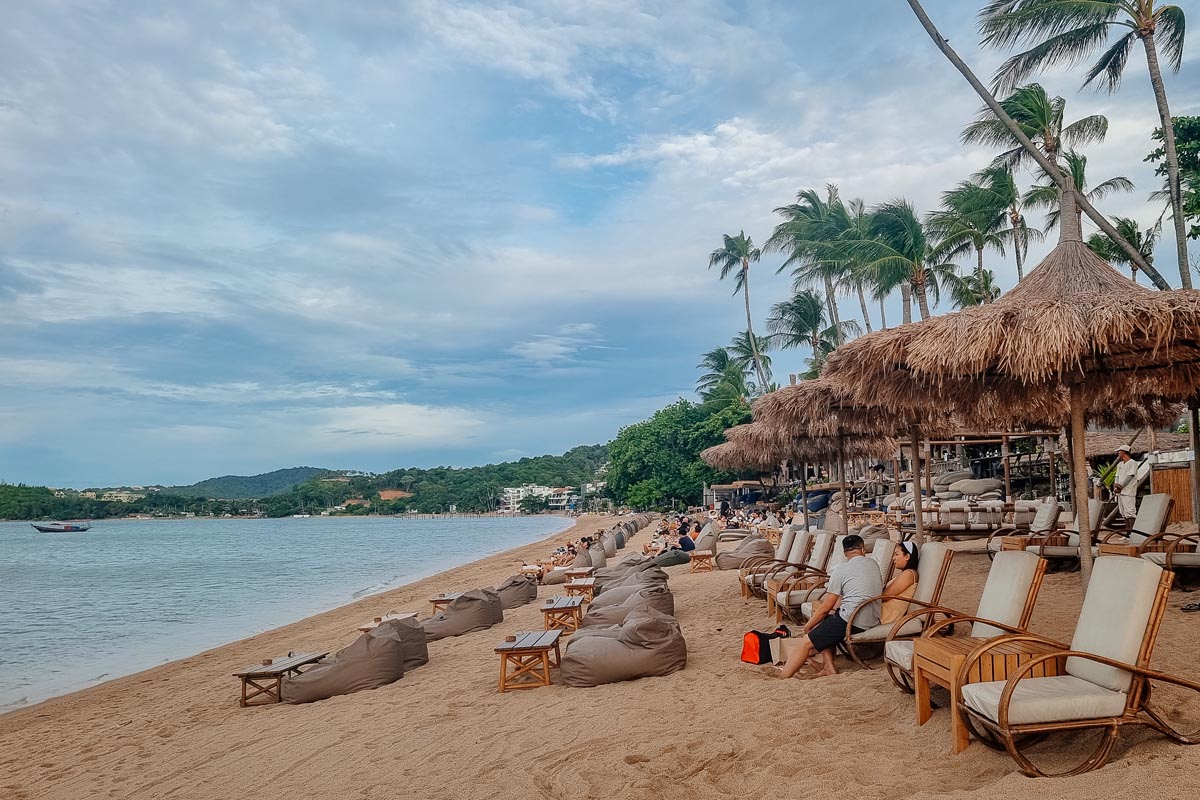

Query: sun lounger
[884,550,1047,692]
[957,556,1199,777]
[737,527,802,598]
[776,538,895,625]
[742,531,829,602]
[985,501,1062,559]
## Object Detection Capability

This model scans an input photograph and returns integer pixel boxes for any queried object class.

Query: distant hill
[168,467,330,499]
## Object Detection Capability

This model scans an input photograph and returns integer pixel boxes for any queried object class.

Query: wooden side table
[541,596,585,634]
[689,550,714,572]
[496,631,562,692]
[564,578,596,602]
[429,591,463,614]
[565,567,594,581]
[233,652,329,707]
[912,636,1065,753]
[357,611,418,632]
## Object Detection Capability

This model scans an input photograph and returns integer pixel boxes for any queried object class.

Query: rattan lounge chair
[738,528,807,600]
[883,550,1047,692]
[1096,493,1175,553]
[774,538,895,625]
[985,501,1062,560]
[957,556,1200,777]
[743,532,832,603]
[1141,531,1200,590]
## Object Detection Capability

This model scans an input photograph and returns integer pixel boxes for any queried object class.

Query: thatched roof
[823,222,1200,428]
[1071,429,1192,460]
[723,422,897,460]
[752,377,955,438]
[700,441,781,471]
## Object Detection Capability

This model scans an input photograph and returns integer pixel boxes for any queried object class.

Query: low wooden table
[1099,542,1140,557]
[564,578,596,602]
[541,595,585,634]
[913,636,1065,753]
[690,550,714,573]
[357,611,418,633]
[429,592,463,614]
[495,631,562,692]
[521,565,544,579]
[233,652,329,707]
[565,567,594,581]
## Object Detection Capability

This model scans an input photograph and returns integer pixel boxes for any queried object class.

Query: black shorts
[807,614,865,652]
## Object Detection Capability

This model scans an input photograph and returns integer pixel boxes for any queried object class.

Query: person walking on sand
[1112,445,1142,525]
[768,535,882,680]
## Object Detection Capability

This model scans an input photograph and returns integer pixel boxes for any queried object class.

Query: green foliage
[518,494,549,514]
[1148,116,1200,239]
[167,467,330,499]
[606,399,751,509]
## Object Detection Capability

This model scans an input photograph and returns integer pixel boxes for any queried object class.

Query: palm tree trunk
[975,245,985,294]
[1140,31,1191,289]
[856,284,873,332]
[904,0,1171,291]
[879,296,888,330]
[742,265,768,390]
[900,285,912,325]
[1012,211,1025,281]
[912,279,932,320]
[822,274,842,344]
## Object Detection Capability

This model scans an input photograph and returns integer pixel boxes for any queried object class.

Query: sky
[2,1,1198,488]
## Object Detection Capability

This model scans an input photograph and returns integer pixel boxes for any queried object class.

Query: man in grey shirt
[773,534,883,680]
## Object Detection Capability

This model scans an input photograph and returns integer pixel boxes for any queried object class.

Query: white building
[501,484,579,513]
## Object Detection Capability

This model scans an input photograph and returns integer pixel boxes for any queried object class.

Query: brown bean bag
[693,526,718,553]
[570,549,591,569]
[602,534,617,558]
[652,549,690,568]
[580,586,675,628]
[588,544,608,569]
[493,574,538,609]
[280,620,422,704]
[715,536,774,570]
[560,609,687,687]
[597,566,668,595]
[541,567,569,585]
[421,589,503,641]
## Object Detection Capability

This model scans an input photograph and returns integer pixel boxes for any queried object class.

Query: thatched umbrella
[823,190,1200,582]
[752,378,956,541]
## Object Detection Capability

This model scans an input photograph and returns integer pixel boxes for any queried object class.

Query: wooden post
[911,425,926,545]
[837,434,849,534]
[799,459,811,531]
[924,441,934,499]
[1001,435,1012,500]
[1071,385,1094,585]
[1190,399,1200,527]
[1047,439,1057,501]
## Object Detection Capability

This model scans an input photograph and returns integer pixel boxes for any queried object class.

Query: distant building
[501,484,579,513]
[101,490,145,502]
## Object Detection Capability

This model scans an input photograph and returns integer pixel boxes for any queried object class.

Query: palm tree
[855,200,958,322]
[708,232,768,389]
[928,180,1009,291]
[979,0,1191,288]
[1087,216,1161,282]
[727,331,772,389]
[1024,150,1134,232]
[973,164,1042,281]
[766,187,846,337]
[696,346,739,396]
[767,290,862,379]
[947,269,1003,308]
[962,83,1109,171]
[839,198,880,332]
[700,361,754,408]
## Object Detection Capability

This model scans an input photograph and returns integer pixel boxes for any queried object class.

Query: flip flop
[1181,603,1200,613]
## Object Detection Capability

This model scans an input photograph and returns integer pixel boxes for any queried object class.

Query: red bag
[740,625,790,665]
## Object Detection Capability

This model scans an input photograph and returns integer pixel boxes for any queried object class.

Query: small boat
[32,522,91,533]
[291,513,312,519]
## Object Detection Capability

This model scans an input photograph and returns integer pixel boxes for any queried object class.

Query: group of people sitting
[542,531,606,569]
[766,535,920,680]
[710,506,797,531]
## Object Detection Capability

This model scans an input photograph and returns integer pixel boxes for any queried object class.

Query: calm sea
[0,515,572,710]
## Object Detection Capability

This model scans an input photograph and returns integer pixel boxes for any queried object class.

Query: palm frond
[1083,29,1137,90]
[1062,114,1109,146]
[1156,5,1187,73]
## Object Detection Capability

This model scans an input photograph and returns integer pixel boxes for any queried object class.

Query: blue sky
[2,1,1197,487]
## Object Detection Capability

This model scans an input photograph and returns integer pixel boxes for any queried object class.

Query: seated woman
[879,541,919,626]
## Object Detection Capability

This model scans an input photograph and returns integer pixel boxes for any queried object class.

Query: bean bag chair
[593,557,658,593]
[715,536,773,570]
[694,527,717,553]
[542,568,569,585]
[599,566,669,594]
[570,549,591,569]
[588,544,607,569]
[602,534,616,558]
[421,589,503,641]
[614,531,626,549]
[934,469,973,489]
[581,585,675,628]
[652,549,691,568]
[560,609,687,687]
[280,617,425,704]
[493,574,538,609]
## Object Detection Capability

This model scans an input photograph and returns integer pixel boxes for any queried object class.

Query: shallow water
[0,515,570,709]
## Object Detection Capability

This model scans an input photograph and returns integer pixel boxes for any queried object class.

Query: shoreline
[0,512,600,720]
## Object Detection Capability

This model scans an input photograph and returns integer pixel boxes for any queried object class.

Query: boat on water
[291,513,312,518]
[32,522,92,533]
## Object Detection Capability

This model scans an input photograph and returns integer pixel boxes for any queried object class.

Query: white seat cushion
[1142,551,1200,567]
[775,587,826,607]
[884,639,914,671]
[852,617,922,642]
[960,675,1128,725]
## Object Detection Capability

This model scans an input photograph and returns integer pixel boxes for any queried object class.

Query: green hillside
[168,466,330,499]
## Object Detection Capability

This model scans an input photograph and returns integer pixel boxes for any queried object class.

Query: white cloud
[310,403,488,448]
[508,322,606,365]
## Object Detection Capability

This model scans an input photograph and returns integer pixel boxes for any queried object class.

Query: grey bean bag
[560,609,687,687]
[694,527,717,553]
[857,523,890,552]
[715,536,774,570]
[934,469,974,488]
[581,585,675,628]
[570,549,592,569]
[542,568,569,585]
[493,574,538,609]
[947,477,1004,496]
[614,531,626,549]
[280,618,425,704]
[421,589,503,641]
[588,544,607,569]
[602,534,616,558]
[652,549,691,568]
[600,566,669,594]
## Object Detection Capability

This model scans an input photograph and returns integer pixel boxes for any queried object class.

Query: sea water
[0,515,572,710]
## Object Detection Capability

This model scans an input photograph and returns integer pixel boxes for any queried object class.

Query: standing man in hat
[1112,445,1141,525]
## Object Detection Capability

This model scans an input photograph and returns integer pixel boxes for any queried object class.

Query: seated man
[767,534,882,680]
[675,530,696,552]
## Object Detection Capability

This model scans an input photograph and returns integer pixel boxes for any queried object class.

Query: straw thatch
[1070,429,1192,460]
[722,423,897,461]
[751,377,956,438]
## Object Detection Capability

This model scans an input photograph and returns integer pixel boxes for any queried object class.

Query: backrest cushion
[972,551,1041,637]
[912,541,950,605]
[1132,494,1171,538]
[871,539,896,580]
[774,527,798,561]
[1066,556,1163,693]
[823,538,848,573]
[1030,502,1060,534]
[806,533,834,569]
[784,532,811,564]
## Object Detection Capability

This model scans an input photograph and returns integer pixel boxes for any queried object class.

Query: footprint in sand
[623,754,649,764]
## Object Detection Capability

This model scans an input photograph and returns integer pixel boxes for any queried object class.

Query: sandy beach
[2,517,1198,800]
